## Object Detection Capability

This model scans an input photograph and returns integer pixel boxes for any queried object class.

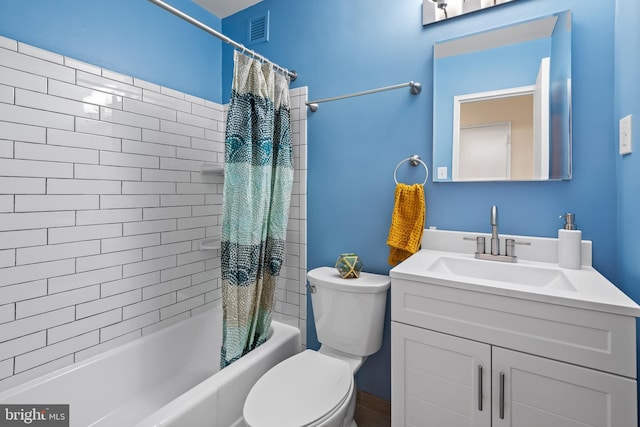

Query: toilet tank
[307,267,390,356]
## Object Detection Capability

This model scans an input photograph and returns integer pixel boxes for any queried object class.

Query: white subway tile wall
[0,35,307,390]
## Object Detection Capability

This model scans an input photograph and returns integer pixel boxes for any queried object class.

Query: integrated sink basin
[426,255,576,291]
[390,229,640,327]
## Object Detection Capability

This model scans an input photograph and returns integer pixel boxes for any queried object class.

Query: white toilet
[243,266,390,427]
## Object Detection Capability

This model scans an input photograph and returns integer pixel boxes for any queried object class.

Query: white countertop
[390,230,640,317]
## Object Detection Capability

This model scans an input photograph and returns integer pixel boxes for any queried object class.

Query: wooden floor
[353,390,391,427]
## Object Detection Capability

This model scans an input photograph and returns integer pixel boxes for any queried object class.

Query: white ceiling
[193,0,262,18]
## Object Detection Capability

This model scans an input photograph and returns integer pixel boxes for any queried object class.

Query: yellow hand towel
[386,183,425,266]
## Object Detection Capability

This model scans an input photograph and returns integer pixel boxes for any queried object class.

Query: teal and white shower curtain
[220,51,293,368]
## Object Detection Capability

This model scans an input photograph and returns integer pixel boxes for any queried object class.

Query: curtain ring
[238,44,254,60]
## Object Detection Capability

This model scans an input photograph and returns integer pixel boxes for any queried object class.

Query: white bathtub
[0,305,301,427]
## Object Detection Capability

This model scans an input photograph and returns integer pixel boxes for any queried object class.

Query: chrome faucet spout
[490,205,499,255]
[465,204,521,263]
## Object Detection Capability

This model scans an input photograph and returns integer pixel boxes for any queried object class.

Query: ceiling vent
[248,11,270,46]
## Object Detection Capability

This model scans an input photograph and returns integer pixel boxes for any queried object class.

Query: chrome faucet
[463,205,527,263]
[490,205,499,256]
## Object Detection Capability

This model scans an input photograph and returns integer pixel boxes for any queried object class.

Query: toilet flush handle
[307,284,316,294]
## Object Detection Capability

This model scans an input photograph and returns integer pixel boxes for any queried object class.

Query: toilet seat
[243,350,352,427]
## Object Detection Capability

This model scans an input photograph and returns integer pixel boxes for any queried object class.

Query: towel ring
[394,155,429,185]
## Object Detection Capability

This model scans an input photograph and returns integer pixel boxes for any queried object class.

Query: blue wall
[223,0,620,400]
[0,0,223,102]
[615,0,640,387]
[616,0,640,300]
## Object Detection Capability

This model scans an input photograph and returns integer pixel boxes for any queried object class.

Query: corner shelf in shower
[199,236,222,251]
[200,163,224,175]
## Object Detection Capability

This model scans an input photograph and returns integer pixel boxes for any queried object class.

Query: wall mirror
[432,10,572,182]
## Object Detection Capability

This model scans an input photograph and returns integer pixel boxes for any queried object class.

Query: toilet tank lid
[307,267,390,293]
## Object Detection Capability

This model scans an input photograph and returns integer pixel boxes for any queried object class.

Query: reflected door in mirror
[458,122,511,180]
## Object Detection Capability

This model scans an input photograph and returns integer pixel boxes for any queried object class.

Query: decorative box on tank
[335,253,364,279]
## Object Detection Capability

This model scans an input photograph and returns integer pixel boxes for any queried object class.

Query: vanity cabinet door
[492,347,638,427]
[391,322,491,427]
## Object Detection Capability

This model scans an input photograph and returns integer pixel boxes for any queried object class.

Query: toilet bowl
[243,350,355,427]
[243,267,390,427]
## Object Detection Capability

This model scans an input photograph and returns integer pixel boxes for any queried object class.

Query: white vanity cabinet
[392,322,491,426]
[492,347,636,427]
[390,277,638,427]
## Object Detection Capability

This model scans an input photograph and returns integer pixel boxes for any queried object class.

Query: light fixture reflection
[424,0,519,25]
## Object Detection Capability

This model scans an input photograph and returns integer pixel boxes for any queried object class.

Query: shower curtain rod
[147,0,297,81]
[305,81,422,112]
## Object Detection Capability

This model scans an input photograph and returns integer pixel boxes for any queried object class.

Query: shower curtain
[220,51,293,368]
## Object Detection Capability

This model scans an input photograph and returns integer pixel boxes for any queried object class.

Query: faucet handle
[463,235,486,254]
[505,239,531,257]
[505,239,515,257]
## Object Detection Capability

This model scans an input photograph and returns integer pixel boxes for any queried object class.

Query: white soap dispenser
[558,213,582,270]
